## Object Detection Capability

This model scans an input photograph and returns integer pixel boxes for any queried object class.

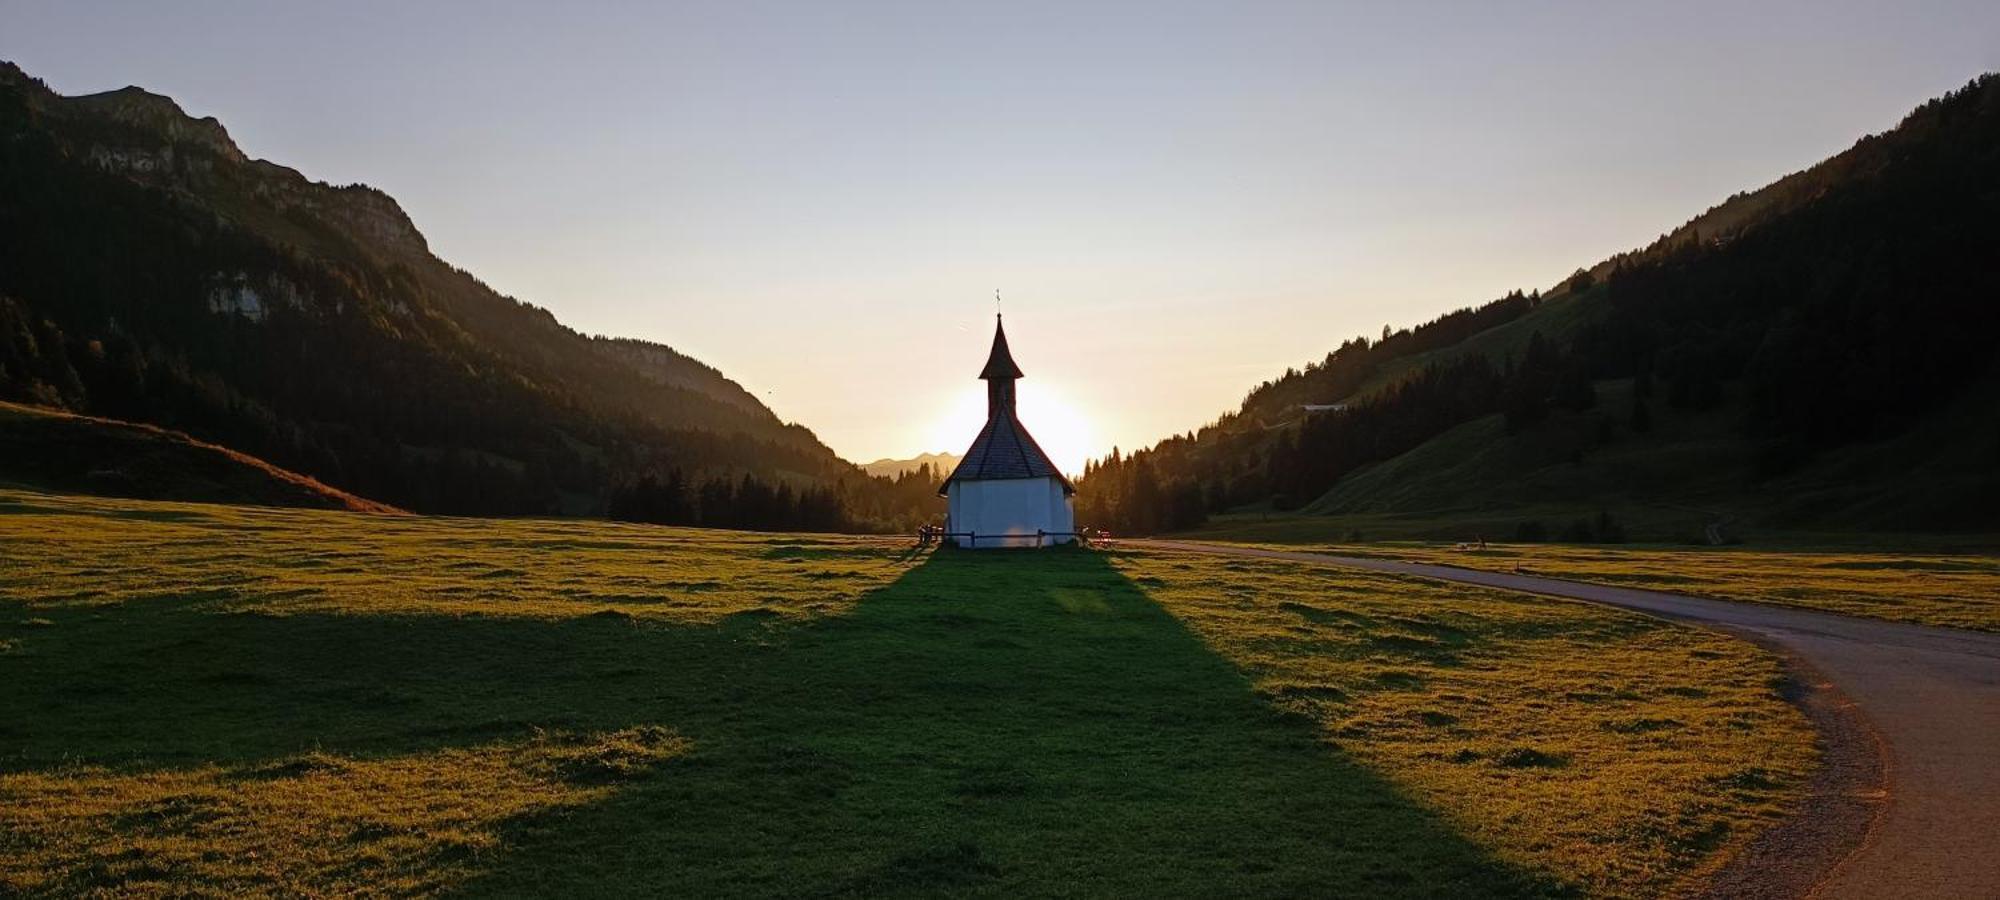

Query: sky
[5,1,1998,473]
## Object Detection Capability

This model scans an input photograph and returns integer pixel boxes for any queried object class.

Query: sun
[925,380,1098,478]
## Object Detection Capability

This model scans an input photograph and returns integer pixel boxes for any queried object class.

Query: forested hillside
[0,61,938,528]
[1079,75,2000,539]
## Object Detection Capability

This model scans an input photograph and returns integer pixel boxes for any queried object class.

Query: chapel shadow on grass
[1,550,1570,897]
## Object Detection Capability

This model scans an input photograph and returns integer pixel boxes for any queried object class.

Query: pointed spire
[979,313,1024,381]
[942,308,1075,496]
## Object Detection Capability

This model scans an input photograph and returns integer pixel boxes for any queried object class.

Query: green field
[1363,544,2000,633]
[1167,533,2000,633]
[1,489,1816,897]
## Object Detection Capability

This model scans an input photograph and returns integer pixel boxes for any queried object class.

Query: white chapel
[939,315,1077,547]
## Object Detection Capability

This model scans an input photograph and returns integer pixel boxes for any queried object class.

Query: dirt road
[1136,540,2000,899]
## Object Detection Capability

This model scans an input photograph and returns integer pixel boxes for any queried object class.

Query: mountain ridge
[1077,73,2000,540]
[0,61,928,526]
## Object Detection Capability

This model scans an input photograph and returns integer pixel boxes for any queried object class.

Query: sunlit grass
[0,489,907,623]
[1213,539,2000,632]
[1111,550,1817,894]
[0,728,686,896]
[0,488,1815,897]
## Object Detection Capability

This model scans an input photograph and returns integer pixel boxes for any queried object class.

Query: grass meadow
[1,489,1815,897]
[1367,543,2000,632]
[1177,532,2000,632]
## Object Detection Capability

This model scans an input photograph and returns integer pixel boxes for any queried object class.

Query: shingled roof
[940,412,1074,495]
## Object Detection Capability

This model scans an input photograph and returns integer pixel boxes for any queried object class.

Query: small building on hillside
[939,315,1076,548]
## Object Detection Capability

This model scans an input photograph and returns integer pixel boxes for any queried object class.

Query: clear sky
[6,2,1997,472]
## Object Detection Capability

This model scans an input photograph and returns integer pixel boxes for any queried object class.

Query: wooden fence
[921,529,1096,549]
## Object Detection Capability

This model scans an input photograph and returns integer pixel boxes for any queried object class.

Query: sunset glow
[7,4,1987,468]
[925,379,1098,478]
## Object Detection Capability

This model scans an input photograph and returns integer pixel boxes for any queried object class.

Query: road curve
[1133,540,2000,900]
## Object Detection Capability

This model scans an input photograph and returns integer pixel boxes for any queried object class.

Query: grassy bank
[1,489,1813,897]
[1172,532,2000,632]
[1388,543,2000,632]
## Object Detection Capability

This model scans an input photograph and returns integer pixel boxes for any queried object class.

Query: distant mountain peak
[862,452,960,479]
[65,82,246,163]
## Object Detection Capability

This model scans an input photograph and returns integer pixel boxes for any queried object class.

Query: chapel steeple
[980,313,1023,415]
[940,310,1076,509]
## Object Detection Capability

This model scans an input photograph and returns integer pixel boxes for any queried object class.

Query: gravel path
[1135,540,2000,899]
